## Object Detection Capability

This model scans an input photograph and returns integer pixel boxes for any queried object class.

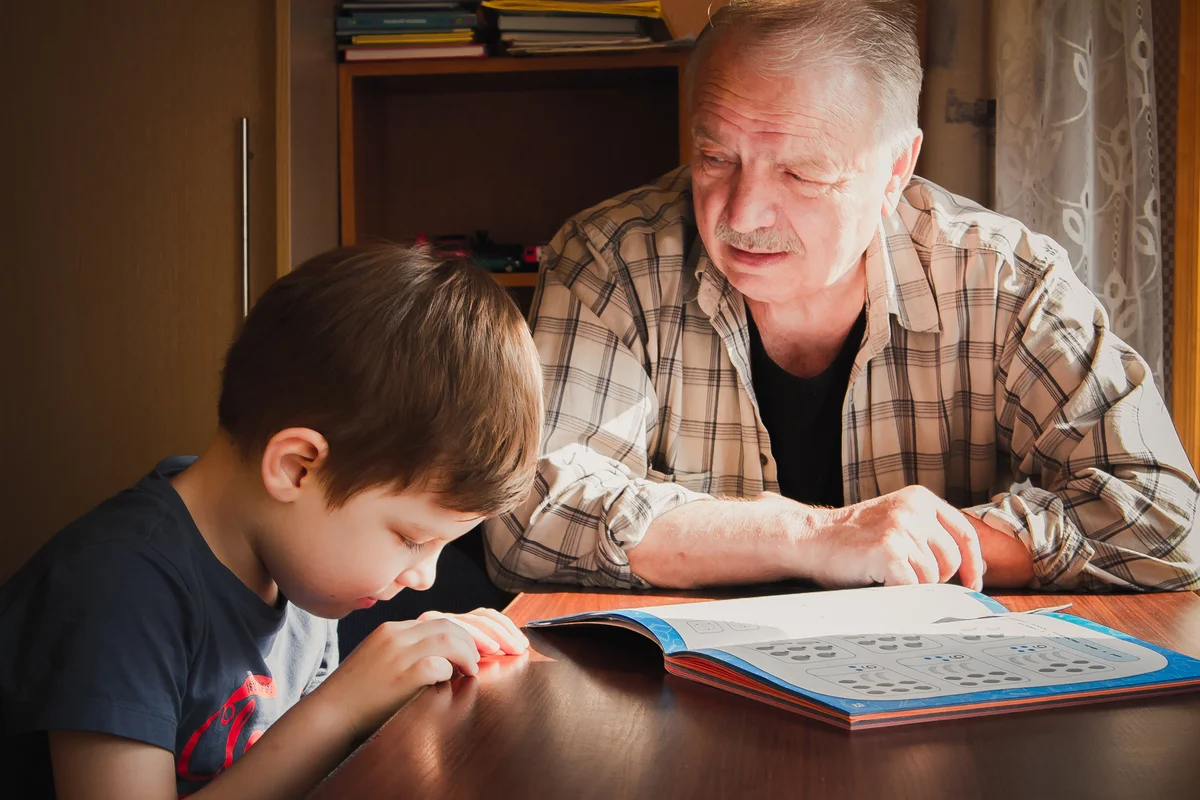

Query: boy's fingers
[471,608,530,647]
[455,613,527,654]
[419,626,481,677]
[421,612,500,655]
[412,655,454,686]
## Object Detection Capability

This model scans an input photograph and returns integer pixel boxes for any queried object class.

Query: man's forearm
[967,516,1036,588]
[629,493,1036,590]
[628,495,815,588]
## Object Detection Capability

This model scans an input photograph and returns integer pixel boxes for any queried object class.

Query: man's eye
[702,154,728,165]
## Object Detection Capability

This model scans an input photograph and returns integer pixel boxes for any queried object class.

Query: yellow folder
[351,31,475,45]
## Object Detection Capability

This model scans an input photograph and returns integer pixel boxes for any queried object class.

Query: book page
[634,584,1004,651]
[708,611,1169,703]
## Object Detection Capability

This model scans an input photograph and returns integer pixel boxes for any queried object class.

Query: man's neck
[170,435,280,606]
[747,259,867,377]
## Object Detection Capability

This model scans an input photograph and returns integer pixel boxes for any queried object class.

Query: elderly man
[485,0,1198,593]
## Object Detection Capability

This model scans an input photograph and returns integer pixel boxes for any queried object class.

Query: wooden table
[311,589,1200,800]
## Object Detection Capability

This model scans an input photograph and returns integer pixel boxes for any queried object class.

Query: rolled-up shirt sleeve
[965,256,1199,591]
[485,222,708,590]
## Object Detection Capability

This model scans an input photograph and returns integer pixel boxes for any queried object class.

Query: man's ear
[260,428,329,503]
[881,129,923,217]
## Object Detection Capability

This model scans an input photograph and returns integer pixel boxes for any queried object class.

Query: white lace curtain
[993,0,1164,388]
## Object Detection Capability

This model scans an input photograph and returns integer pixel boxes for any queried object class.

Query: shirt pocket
[645,467,713,494]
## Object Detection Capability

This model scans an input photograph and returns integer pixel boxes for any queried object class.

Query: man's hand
[789,485,987,590]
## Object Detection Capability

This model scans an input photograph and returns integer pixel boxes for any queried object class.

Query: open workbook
[527,584,1200,729]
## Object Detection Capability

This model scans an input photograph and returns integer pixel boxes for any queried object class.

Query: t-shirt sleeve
[3,540,193,751]
[304,619,340,694]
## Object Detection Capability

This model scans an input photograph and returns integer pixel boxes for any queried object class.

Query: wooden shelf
[338,48,691,317]
[493,272,539,288]
[338,50,691,79]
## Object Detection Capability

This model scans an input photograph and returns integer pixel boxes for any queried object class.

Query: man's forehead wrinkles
[694,114,851,176]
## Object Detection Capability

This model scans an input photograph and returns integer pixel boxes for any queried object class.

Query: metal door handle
[241,118,250,318]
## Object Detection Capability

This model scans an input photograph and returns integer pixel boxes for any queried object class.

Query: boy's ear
[260,428,330,503]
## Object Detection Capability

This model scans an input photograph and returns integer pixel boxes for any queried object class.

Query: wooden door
[0,1,279,578]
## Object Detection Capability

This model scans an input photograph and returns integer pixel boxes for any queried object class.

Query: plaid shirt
[485,167,1199,592]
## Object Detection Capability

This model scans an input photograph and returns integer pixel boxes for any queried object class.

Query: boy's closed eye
[396,533,426,551]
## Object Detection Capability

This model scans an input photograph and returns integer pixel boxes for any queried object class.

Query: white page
[625,585,1169,700]
[636,584,1001,650]
[716,611,1166,701]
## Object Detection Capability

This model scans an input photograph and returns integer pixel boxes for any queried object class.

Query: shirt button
[760,453,769,466]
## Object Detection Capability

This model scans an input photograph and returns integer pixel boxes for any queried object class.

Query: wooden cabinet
[0,0,286,577]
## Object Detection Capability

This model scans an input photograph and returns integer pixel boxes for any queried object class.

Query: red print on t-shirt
[177,673,277,784]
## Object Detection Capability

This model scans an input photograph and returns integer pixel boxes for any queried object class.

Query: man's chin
[718,261,789,301]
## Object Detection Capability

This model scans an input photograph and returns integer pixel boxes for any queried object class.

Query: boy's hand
[316,617,482,740]
[417,607,530,655]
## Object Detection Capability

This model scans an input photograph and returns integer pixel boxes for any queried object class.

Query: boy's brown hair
[218,244,544,515]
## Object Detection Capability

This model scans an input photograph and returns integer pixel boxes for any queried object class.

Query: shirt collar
[872,200,942,334]
[689,234,729,321]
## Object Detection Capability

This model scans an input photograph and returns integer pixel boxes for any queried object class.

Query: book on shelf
[505,39,684,55]
[350,30,475,44]
[482,0,662,19]
[528,583,1200,730]
[496,14,643,33]
[336,11,478,29]
[342,2,474,9]
[342,42,486,60]
[497,30,637,42]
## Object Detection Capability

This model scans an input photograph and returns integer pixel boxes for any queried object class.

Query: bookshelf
[336,49,692,300]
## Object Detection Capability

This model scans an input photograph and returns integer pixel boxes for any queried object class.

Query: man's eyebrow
[780,153,844,178]
[692,125,724,145]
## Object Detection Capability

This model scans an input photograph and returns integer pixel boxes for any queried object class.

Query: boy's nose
[399,559,437,592]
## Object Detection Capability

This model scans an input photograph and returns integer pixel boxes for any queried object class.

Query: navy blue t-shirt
[0,457,339,797]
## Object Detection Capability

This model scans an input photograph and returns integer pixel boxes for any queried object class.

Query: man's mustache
[715,218,804,255]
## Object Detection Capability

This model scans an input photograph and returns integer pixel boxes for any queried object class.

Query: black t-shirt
[748,308,867,507]
[0,457,338,797]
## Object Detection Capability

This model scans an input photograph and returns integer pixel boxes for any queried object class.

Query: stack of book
[337,1,485,61]
[482,0,685,56]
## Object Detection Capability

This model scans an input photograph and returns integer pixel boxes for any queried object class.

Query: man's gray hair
[687,0,923,156]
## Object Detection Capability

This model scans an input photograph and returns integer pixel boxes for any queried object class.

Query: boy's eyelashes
[393,531,426,551]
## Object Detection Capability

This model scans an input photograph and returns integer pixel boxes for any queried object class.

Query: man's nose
[725,166,777,234]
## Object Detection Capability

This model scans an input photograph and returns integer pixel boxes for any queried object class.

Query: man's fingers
[907,538,941,584]
[923,524,964,584]
[936,505,985,591]
[878,546,922,586]
[889,561,922,586]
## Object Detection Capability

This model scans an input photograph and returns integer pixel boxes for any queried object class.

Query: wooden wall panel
[1173,2,1200,469]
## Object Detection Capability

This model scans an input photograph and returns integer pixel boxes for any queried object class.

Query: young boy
[0,244,545,798]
